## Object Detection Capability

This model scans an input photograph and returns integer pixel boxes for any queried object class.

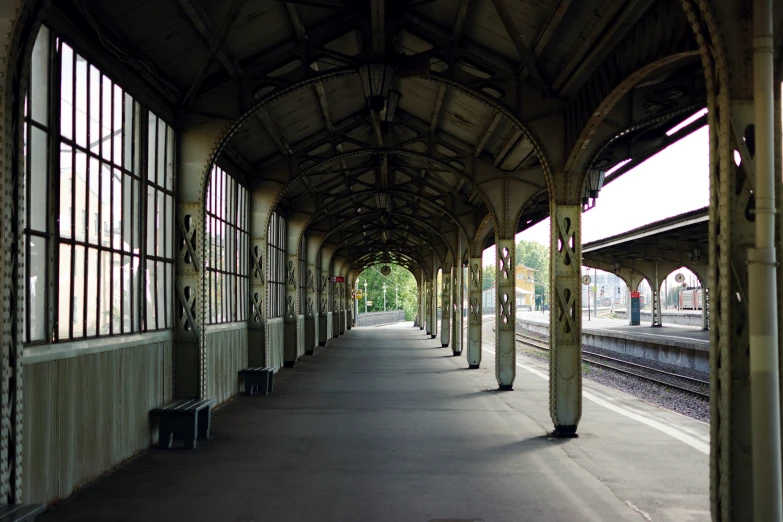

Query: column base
[318,342,326,347]
[468,364,480,369]
[441,343,449,348]
[419,327,424,330]
[551,425,579,438]
[333,335,338,338]
[430,334,437,339]
[498,384,513,391]
[452,351,462,356]
[305,350,314,356]
[283,361,296,368]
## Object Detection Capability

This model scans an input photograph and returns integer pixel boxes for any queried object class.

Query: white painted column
[440,264,451,348]
[467,257,482,368]
[495,240,515,390]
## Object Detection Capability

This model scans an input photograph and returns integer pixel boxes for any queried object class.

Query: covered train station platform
[0,0,780,521]
[40,325,709,522]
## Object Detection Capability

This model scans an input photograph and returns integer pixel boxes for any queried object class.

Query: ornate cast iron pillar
[419,279,426,330]
[175,203,204,398]
[318,274,328,346]
[549,204,582,437]
[304,264,316,354]
[249,237,266,366]
[467,257,482,368]
[495,240,516,390]
[283,254,298,367]
[440,264,451,348]
[425,280,432,336]
[429,278,438,339]
[451,263,463,356]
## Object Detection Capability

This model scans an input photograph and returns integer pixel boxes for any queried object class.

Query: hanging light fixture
[358,62,396,112]
[380,90,401,134]
[583,168,606,207]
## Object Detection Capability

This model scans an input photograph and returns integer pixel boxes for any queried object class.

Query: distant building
[515,263,536,310]
[481,263,537,312]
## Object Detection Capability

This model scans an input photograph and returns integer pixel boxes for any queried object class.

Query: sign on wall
[330,276,345,283]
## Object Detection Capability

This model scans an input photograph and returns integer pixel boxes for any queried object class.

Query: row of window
[206,166,249,324]
[267,212,287,318]
[24,27,176,342]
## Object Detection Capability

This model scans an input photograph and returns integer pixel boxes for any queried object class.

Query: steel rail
[515,331,709,399]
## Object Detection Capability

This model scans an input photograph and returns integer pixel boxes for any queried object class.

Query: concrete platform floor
[519,311,709,344]
[40,323,709,522]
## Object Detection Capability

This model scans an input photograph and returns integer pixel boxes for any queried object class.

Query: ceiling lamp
[380,90,401,134]
[583,168,606,206]
[358,62,396,112]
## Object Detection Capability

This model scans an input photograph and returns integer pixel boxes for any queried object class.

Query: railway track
[515,331,710,399]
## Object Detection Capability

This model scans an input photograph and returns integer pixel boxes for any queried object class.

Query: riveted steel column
[318,274,328,345]
[467,257,482,368]
[550,204,582,437]
[283,254,298,367]
[425,280,431,335]
[652,263,662,327]
[429,277,438,339]
[495,240,516,390]
[440,264,451,347]
[175,203,203,398]
[418,277,425,330]
[451,262,463,355]
[249,236,266,366]
[304,264,316,354]
[749,0,782,517]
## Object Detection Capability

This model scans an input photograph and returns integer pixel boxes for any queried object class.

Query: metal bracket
[177,211,201,270]
[176,281,201,341]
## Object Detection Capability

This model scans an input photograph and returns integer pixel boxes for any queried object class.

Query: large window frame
[267,212,286,318]
[23,26,176,344]
[205,165,249,324]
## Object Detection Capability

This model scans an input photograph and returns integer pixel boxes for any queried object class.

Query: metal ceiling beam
[531,0,571,57]
[430,85,447,132]
[553,0,652,97]
[473,112,502,157]
[257,108,292,155]
[489,0,549,97]
[180,0,247,106]
[371,0,385,56]
[450,0,471,47]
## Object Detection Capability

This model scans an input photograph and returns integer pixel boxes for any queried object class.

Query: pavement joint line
[481,346,710,455]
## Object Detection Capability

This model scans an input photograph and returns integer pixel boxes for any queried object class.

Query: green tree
[516,239,550,308]
[482,264,496,290]
[357,264,419,320]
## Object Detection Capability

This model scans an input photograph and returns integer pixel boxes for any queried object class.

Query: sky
[483,123,711,286]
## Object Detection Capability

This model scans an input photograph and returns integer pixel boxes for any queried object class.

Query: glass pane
[165,125,174,190]
[72,245,84,338]
[122,254,131,332]
[100,249,111,335]
[122,174,132,250]
[157,119,166,187]
[133,101,141,174]
[60,43,73,140]
[164,193,173,259]
[132,177,140,253]
[131,255,140,332]
[112,169,121,249]
[147,114,157,185]
[59,147,72,238]
[29,126,48,232]
[101,76,112,162]
[89,65,100,154]
[146,185,155,254]
[100,162,111,246]
[30,27,49,125]
[125,93,135,172]
[112,252,121,334]
[146,258,156,330]
[58,243,71,339]
[166,263,172,328]
[86,248,98,336]
[74,54,87,148]
[28,236,46,341]
[88,156,100,245]
[156,189,164,256]
[73,151,86,242]
[157,260,165,330]
[112,85,123,168]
